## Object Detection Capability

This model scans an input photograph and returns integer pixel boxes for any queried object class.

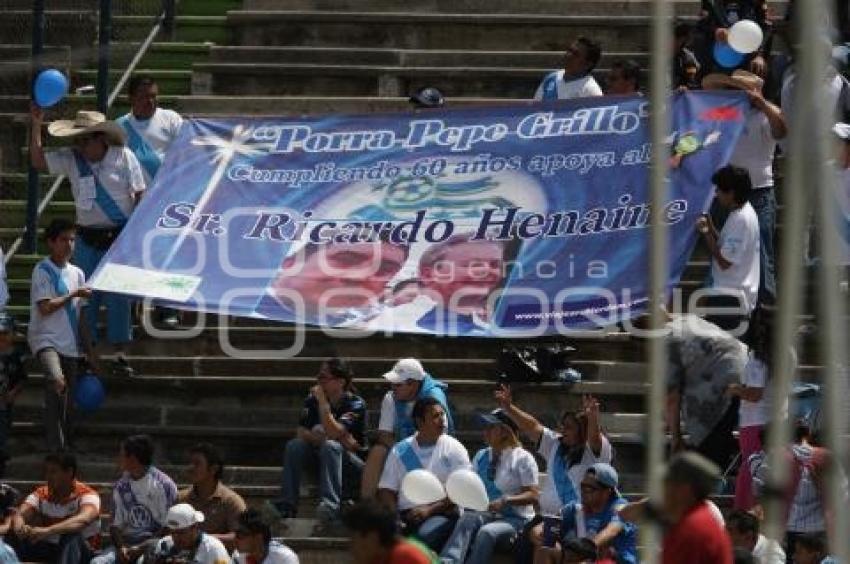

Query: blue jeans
[414,515,458,553]
[440,511,525,564]
[279,438,363,518]
[73,238,132,345]
[749,187,777,304]
[14,532,92,564]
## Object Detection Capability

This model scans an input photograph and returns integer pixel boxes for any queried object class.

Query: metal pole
[25,0,45,255]
[762,0,819,548]
[163,0,176,42]
[644,0,672,561]
[813,3,849,561]
[96,0,112,114]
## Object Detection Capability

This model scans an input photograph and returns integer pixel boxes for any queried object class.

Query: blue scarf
[475,447,520,519]
[117,114,162,181]
[38,260,80,347]
[72,152,128,225]
[393,374,454,439]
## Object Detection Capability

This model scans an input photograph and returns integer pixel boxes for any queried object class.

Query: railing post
[25,0,45,255]
[97,0,112,114]
[163,0,176,41]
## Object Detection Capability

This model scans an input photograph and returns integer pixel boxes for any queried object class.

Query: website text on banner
[90,93,748,337]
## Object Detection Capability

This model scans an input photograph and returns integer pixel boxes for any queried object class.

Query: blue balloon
[713,42,745,69]
[33,68,68,108]
[74,372,105,413]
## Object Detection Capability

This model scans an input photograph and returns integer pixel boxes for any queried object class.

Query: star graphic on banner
[191,124,267,164]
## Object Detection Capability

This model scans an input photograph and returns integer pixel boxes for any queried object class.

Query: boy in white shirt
[27,219,93,452]
[149,504,230,564]
[378,397,471,553]
[697,165,760,332]
[534,37,603,101]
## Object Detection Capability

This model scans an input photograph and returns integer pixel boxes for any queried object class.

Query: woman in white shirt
[728,309,779,510]
[440,409,539,564]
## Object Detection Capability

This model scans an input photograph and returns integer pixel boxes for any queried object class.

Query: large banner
[91,92,748,336]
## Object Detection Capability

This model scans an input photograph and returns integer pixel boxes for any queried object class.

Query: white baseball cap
[834,123,850,140]
[165,503,204,530]
[382,358,426,384]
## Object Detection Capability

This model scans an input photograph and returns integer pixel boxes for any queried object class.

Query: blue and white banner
[91,92,748,336]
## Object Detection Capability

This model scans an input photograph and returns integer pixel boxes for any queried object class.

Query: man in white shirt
[232,508,299,564]
[149,504,230,564]
[29,106,145,375]
[704,70,787,306]
[117,74,184,328]
[116,74,183,188]
[378,397,471,553]
[534,37,603,101]
[726,509,785,564]
[27,219,92,452]
[697,165,760,333]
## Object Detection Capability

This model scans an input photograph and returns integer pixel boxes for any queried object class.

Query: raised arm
[29,104,47,172]
[494,383,544,443]
[583,395,603,456]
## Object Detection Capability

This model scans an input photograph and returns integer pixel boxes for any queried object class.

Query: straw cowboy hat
[701,69,764,92]
[47,110,126,146]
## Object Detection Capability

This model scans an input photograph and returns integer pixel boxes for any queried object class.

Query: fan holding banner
[29,104,144,377]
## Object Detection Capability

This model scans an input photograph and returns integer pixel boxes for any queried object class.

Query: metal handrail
[4,2,172,266]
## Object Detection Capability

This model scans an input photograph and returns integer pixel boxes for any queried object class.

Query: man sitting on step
[10,452,100,564]
[178,443,246,552]
[148,504,229,564]
[91,434,178,564]
[360,358,454,499]
[231,509,299,564]
[272,358,367,535]
[377,397,470,553]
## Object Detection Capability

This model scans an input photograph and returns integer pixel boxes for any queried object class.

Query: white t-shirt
[232,541,300,564]
[112,467,178,543]
[27,258,86,358]
[378,390,401,433]
[729,108,778,189]
[753,534,786,564]
[472,446,539,520]
[378,434,471,511]
[153,533,229,564]
[534,70,603,101]
[45,146,146,227]
[739,351,770,427]
[0,245,7,309]
[120,108,184,186]
[711,202,760,312]
[537,428,613,516]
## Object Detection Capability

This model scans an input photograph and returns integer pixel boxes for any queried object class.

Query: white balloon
[728,20,763,54]
[446,469,489,512]
[401,469,446,506]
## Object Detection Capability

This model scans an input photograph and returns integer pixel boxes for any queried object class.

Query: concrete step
[74,69,193,96]
[0,44,70,65]
[225,11,661,52]
[108,41,211,71]
[193,61,632,98]
[239,0,724,15]
[112,15,231,44]
[0,199,74,229]
[207,45,649,68]
[0,11,96,51]
[0,172,70,202]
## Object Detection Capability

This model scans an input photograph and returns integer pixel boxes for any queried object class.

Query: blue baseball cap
[477,408,519,434]
[587,463,619,491]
